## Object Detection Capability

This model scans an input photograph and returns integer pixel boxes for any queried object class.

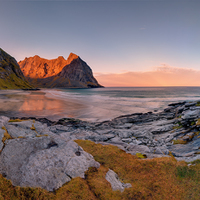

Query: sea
[1,87,200,122]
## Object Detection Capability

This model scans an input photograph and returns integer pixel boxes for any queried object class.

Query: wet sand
[0,90,89,121]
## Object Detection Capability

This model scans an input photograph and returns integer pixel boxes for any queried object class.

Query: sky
[0,0,200,86]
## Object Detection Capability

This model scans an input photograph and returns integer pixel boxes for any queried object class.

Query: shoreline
[0,99,200,192]
[6,98,200,162]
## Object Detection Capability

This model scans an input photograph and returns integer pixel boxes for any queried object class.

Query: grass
[196,102,200,107]
[1,126,13,143]
[8,119,23,123]
[196,119,200,126]
[136,152,147,159]
[173,139,187,144]
[30,124,36,131]
[0,140,200,199]
[173,125,183,130]
[75,140,200,200]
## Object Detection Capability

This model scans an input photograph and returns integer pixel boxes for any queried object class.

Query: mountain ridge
[0,48,33,89]
[19,53,103,88]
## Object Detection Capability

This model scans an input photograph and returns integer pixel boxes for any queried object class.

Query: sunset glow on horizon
[1,0,200,87]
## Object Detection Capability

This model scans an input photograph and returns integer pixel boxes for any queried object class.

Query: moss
[191,121,195,126]
[196,118,200,126]
[8,119,23,123]
[173,125,183,130]
[30,124,36,131]
[1,126,13,143]
[136,153,147,159]
[173,139,187,144]
[196,102,200,107]
[173,122,183,130]
[0,174,55,200]
[0,60,8,67]
[176,166,196,179]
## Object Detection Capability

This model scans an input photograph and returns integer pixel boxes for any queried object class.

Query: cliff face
[0,48,33,89]
[19,53,102,88]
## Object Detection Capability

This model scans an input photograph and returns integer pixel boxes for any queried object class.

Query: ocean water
[1,87,200,122]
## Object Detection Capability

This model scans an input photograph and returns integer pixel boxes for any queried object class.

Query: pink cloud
[95,65,200,87]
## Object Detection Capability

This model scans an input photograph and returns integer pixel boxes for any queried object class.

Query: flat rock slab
[0,137,100,191]
[126,144,151,153]
[105,169,132,192]
[168,138,200,157]
[0,129,4,151]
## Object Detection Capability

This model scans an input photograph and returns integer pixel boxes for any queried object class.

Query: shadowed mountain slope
[0,48,33,89]
[19,53,103,88]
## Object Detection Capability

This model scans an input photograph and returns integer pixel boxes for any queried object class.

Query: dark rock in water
[0,48,34,89]
[22,88,40,91]
[168,102,186,107]
[185,102,196,107]
[19,53,103,88]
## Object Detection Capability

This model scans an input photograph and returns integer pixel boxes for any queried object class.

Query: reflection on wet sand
[18,91,88,120]
[19,95,63,111]
[0,90,88,121]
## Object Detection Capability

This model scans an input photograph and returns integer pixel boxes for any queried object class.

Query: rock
[0,137,51,186]
[185,102,196,107]
[95,129,113,135]
[4,123,37,138]
[49,124,74,134]
[20,141,100,191]
[168,102,186,107]
[151,124,174,134]
[105,169,132,192]
[126,144,150,153]
[19,53,102,88]
[0,137,100,191]
[114,123,133,129]
[122,138,132,143]
[0,116,10,125]
[131,139,143,145]
[175,154,200,162]
[117,130,133,138]
[182,109,200,120]
[154,146,169,155]
[0,129,4,150]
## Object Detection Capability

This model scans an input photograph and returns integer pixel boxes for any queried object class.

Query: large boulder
[0,135,100,191]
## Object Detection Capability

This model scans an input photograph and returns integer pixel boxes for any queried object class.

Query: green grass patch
[8,119,23,123]
[176,166,196,179]
[173,139,187,144]
[136,153,147,159]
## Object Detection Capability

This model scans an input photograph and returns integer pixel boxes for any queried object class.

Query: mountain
[19,53,103,88]
[0,48,33,89]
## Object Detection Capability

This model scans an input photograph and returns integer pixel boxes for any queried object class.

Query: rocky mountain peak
[18,52,103,88]
[67,52,79,63]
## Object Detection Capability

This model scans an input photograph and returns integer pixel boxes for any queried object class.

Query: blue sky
[0,0,200,76]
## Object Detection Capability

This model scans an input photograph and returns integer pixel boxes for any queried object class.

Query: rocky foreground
[1,100,200,192]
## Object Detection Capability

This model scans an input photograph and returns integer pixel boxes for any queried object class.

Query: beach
[1,87,200,122]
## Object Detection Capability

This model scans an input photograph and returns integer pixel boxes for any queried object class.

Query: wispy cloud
[95,65,200,87]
